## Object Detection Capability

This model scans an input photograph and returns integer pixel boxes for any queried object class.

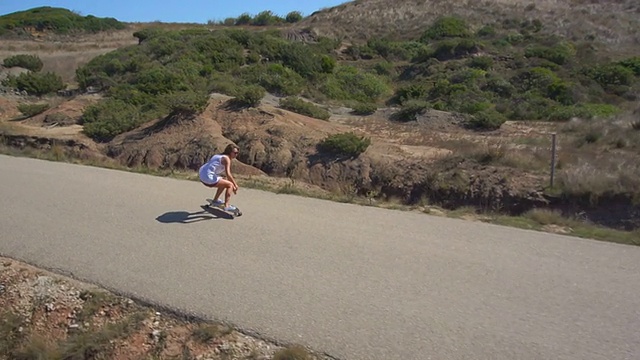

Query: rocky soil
[0,256,330,360]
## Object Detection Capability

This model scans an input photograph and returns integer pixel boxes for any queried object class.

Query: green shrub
[17,103,49,117]
[235,13,252,25]
[511,67,559,92]
[476,25,496,37]
[252,11,283,26]
[393,84,428,104]
[3,54,43,72]
[432,38,480,60]
[618,56,640,75]
[275,42,325,78]
[466,109,507,130]
[547,79,575,105]
[373,61,395,76]
[3,71,65,96]
[81,99,143,141]
[392,100,429,122]
[352,103,377,115]
[421,16,471,41]
[320,66,390,103]
[237,63,304,96]
[467,56,493,70]
[280,97,331,120]
[586,64,634,87]
[163,90,209,116]
[285,11,303,23]
[317,132,371,157]
[461,101,492,114]
[232,85,265,107]
[524,43,574,65]
[483,77,515,97]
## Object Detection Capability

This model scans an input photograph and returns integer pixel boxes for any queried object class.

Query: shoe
[224,205,237,212]
[212,199,224,206]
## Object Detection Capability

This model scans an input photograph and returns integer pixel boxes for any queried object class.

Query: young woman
[199,144,240,211]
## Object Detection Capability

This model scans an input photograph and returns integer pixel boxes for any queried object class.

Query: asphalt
[0,154,639,360]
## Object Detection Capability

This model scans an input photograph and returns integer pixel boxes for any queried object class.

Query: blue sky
[0,0,350,23]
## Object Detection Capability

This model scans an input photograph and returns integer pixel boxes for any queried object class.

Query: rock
[45,303,55,312]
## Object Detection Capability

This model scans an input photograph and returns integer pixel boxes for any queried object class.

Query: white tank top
[199,154,226,178]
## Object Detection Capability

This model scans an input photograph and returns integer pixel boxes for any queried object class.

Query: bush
[392,100,429,122]
[618,56,640,76]
[467,56,493,70]
[279,97,331,120]
[421,16,471,41]
[320,66,390,103]
[432,38,480,60]
[3,71,65,96]
[476,25,496,37]
[252,11,283,26]
[285,11,303,23]
[317,132,371,157]
[3,54,43,72]
[237,63,304,96]
[466,109,507,130]
[393,84,428,104]
[483,77,515,97]
[163,90,209,116]
[524,43,574,65]
[81,99,143,141]
[17,103,49,117]
[352,103,377,115]
[586,64,634,88]
[232,85,264,107]
[511,67,559,92]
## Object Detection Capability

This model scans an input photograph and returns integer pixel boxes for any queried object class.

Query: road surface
[0,154,639,360]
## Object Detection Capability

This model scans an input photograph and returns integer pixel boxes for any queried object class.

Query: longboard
[205,198,242,217]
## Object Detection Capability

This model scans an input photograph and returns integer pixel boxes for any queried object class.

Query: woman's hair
[222,143,239,155]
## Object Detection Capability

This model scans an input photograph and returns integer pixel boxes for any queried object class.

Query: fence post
[550,133,557,188]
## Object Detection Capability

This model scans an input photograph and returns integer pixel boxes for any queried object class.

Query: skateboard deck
[205,198,242,217]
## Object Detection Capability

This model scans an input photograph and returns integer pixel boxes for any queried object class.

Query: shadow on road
[155,206,233,223]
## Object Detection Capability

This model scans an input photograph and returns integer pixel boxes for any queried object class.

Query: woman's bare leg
[214,179,234,208]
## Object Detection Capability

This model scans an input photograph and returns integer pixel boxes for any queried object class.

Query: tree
[285,11,303,23]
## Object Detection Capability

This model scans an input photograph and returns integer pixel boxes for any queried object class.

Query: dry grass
[492,208,640,246]
[439,137,551,172]
[553,114,640,198]
[557,157,640,197]
[191,323,233,344]
[273,345,313,360]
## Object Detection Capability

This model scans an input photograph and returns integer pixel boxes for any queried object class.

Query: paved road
[1,154,639,360]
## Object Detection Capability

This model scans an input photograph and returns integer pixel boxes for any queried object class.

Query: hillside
[1,1,640,239]
[296,0,640,55]
[0,6,126,37]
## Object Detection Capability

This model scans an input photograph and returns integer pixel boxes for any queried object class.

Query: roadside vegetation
[1,139,637,245]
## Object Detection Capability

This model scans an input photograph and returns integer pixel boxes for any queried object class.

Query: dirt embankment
[4,91,638,231]
[0,256,327,360]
